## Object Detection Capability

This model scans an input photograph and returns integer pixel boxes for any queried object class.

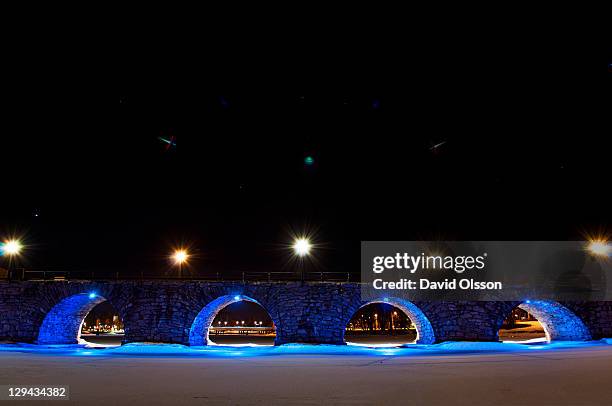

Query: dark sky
[2,43,610,277]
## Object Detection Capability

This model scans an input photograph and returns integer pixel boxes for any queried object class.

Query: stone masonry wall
[1,280,612,345]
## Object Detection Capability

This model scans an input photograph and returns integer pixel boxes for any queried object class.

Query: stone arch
[344,297,436,344]
[499,300,591,342]
[188,294,276,346]
[37,292,110,344]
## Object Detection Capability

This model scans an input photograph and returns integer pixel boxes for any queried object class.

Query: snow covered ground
[1,340,611,405]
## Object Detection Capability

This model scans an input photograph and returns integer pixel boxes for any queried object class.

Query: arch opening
[498,300,591,343]
[37,293,123,346]
[345,303,416,346]
[344,298,435,346]
[189,295,276,346]
[79,301,124,347]
[498,306,547,343]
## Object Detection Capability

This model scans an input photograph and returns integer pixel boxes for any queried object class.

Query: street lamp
[292,238,311,257]
[1,239,23,280]
[292,237,313,282]
[1,240,22,256]
[172,249,189,279]
[587,239,610,258]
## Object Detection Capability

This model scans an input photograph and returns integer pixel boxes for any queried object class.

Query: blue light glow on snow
[2,340,610,359]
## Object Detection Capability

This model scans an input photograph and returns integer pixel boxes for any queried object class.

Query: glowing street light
[172,249,189,279]
[290,234,317,282]
[292,238,311,257]
[1,239,24,280]
[173,250,189,264]
[587,240,610,257]
[1,240,22,256]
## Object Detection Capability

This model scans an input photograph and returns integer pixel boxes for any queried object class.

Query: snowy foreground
[1,340,612,405]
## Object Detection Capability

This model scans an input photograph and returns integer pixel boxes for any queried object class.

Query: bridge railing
[6,268,358,283]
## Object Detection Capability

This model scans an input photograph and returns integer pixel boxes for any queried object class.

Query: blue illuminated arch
[344,298,436,345]
[188,295,273,346]
[513,300,591,342]
[37,293,107,345]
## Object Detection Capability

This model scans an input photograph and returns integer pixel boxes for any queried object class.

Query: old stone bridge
[1,280,612,345]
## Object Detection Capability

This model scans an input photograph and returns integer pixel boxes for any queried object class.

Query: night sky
[2,43,610,278]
